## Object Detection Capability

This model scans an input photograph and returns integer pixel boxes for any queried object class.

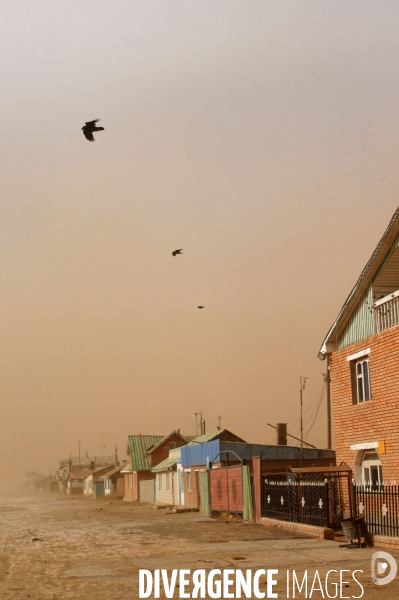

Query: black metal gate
[353,483,399,537]
[262,480,329,527]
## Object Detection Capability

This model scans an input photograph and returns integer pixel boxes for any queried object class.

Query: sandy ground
[0,491,398,599]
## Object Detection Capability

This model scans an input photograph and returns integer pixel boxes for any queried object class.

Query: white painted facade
[155,471,178,506]
[153,448,184,507]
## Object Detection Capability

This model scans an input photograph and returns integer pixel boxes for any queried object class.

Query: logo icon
[371,551,397,585]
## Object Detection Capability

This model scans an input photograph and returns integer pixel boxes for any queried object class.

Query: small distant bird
[82,119,104,142]
[172,249,183,256]
[197,306,205,309]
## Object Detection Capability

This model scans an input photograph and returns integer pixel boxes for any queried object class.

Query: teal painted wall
[338,285,374,349]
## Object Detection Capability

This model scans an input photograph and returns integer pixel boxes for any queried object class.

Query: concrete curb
[260,517,335,540]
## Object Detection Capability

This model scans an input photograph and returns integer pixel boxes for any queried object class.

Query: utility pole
[194,412,200,437]
[115,444,119,466]
[78,441,81,468]
[326,356,332,449]
[300,376,310,466]
[200,410,203,435]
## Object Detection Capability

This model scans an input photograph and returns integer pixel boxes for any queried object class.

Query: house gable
[319,207,399,356]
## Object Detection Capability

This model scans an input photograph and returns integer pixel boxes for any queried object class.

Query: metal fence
[353,484,399,537]
[262,480,329,527]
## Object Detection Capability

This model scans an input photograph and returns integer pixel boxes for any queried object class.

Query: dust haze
[1,1,399,483]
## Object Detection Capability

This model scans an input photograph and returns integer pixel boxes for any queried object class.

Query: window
[158,474,162,491]
[350,357,371,404]
[185,471,191,492]
[356,359,371,402]
[362,451,382,487]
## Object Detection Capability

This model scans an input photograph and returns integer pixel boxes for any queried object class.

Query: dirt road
[0,491,398,599]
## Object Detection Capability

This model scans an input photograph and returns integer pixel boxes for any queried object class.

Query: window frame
[350,356,371,404]
[185,471,191,492]
[362,451,382,488]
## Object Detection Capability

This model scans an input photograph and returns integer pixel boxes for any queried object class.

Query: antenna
[217,415,222,431]
[194,412,200,437]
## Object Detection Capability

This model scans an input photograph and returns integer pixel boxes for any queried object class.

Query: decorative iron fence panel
[261,481,292,522]
[262,480,329,527]
[354,484,399,537]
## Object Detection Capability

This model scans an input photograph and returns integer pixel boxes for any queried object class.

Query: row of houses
[121,428,335,508]
[48,428,335,508]
[43,455,129,498]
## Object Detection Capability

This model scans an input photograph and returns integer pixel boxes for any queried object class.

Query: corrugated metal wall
[181,440,220,467]
[338,284,374,349]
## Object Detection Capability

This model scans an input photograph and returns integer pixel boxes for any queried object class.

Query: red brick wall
[330,326,399,482]
[183,468,204,508]
[124,470,155,501]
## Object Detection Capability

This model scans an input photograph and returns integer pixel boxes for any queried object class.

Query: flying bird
[172,249,183,256]
[197,306,205,309]
[82,119,104,142]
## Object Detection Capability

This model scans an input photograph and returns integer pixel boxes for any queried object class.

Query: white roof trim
[350,442,378,451]
[346,348,371,362]
[374,289,399,307]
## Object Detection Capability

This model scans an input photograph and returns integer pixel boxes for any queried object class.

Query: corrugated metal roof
[181,440,335,467]
[127,435,163,470]
[187,429,246,446]
[319,205,399,357]
[91,464,115,475]
[68,470,91,481]
[120,463,132,473]
[187,431,220,445]
[151,456,178,472]
[98,462,128,479]
[60,456,114,467]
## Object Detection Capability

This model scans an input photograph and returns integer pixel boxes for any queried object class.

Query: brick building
[319,206,399,485]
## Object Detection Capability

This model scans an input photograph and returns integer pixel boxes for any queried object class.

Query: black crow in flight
[172,249,183,256]
[197,306,205,309]
[82,119,104,142]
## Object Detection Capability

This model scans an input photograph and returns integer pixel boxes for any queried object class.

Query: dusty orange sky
[1,2,399,481]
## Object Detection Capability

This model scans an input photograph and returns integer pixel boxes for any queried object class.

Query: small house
[98,462,128,497]
[124,431,187,503]
[83,464,115,497]
[152,447,183,507]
